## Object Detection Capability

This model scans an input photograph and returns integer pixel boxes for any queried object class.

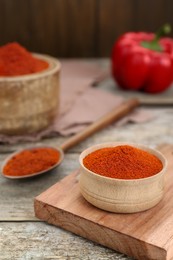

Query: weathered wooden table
[1,60,173,260]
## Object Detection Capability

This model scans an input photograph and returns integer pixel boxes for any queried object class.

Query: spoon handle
[60,98,139,152]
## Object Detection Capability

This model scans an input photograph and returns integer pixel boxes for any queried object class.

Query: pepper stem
[141,24,171,52]
[153,24,171,42]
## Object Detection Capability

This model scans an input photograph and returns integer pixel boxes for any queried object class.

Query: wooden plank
[35,144,173,260]
[0,0,97,57]
[97,0,136,57]
[135,0,166,31]
[0,222,132,260]
[0,1,173,57]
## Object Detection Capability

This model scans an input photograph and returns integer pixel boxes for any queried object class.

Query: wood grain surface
[1,60,173,259]
[1,107,173,259]
[35,144,173,260]
[0,0,172,57]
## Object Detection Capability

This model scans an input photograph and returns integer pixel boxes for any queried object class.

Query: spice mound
[0,42,49,76]
[3,147,60,177]
[83,145,163,179]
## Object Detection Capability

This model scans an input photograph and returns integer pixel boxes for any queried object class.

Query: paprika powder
[0,42,48,76]
[83,145,163,179]
[3,147,60,177]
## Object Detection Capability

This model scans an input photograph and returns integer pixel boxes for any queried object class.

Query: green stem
[141,24,171,52]
[153,24,171,42]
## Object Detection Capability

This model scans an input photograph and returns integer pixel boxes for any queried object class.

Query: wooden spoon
[1,98,139,179]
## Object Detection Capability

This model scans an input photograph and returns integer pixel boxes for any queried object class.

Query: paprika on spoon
[1,98,139,179]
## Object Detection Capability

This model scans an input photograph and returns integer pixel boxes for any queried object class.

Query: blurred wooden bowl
[79,142,167,213]
[0,53,61,135]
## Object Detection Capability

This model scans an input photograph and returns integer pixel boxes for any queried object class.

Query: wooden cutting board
[34,144,173,260]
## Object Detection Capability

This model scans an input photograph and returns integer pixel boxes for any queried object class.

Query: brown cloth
[0,60,153,144]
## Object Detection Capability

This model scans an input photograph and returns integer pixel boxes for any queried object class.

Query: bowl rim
[0,53,61,82]
[79,142,167,183]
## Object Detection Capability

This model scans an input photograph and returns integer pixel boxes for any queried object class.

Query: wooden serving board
[34,144,173,260]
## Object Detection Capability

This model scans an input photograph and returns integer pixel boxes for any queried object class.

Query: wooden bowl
[79,142,167,213]
[0,53,61,135]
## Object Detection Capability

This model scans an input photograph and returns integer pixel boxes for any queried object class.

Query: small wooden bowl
[0,53,61,135]
[79,142,167,213]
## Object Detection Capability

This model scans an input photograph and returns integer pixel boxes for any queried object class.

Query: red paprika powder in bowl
[0,42,61,135]
[79,142,167,213]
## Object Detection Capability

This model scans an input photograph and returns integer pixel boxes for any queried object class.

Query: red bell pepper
[111,25,173,93]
